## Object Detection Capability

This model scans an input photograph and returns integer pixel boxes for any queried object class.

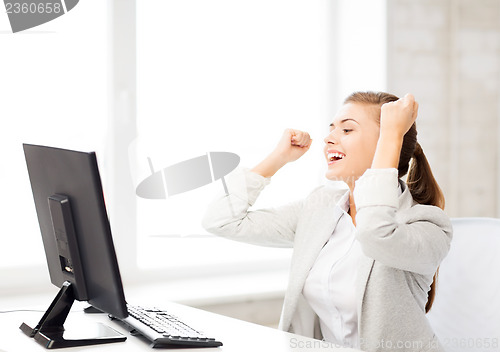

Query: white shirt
[302,189,362,348]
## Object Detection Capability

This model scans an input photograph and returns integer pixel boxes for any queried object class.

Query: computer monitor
[21,143,128,348]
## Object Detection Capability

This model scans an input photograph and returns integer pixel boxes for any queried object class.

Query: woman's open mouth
[327,151,346,165]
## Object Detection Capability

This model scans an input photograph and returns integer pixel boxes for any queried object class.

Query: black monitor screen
[23,144,128,320]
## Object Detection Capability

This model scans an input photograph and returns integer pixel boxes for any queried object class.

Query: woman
[202,91,452,351]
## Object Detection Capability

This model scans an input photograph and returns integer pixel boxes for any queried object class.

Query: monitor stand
[20,281,126,349]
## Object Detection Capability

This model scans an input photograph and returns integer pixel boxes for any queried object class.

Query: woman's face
[323,102,381,186]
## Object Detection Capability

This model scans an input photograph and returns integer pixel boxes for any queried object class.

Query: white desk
[0,300,360,352]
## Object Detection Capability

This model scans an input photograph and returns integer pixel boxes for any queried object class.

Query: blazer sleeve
[201,167,302,248]
[353,168,453,276]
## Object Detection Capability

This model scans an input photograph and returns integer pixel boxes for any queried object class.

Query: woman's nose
[324,131,336,145]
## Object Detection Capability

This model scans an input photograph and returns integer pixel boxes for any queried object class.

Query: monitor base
[20,282,126,349]
[21,321,126,349]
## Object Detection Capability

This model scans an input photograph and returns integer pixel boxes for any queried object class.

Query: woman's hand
[274,128,313,163]
[371,94,418,170]
[251,128,312,178]
[380,93,418,139]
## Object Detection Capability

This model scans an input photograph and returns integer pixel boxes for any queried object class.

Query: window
[336,0,387,98]
[134,0,387,272]
[0,0,107,287]
[135,0,335,270]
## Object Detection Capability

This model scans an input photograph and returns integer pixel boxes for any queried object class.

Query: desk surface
[0,300,360,352]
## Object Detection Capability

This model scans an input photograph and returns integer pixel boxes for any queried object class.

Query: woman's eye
[343,129,353,133]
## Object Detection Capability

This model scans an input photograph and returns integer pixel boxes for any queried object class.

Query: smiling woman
[202,91,452,351]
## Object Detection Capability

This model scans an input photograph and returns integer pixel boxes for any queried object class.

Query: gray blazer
[202,168,453,352]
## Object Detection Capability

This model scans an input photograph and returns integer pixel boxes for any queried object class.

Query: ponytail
[407,142,445,210]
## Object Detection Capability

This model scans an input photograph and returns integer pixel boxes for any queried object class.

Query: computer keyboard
[122,305,223,348]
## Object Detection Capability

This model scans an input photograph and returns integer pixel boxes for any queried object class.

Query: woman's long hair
[344,91,445,313]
